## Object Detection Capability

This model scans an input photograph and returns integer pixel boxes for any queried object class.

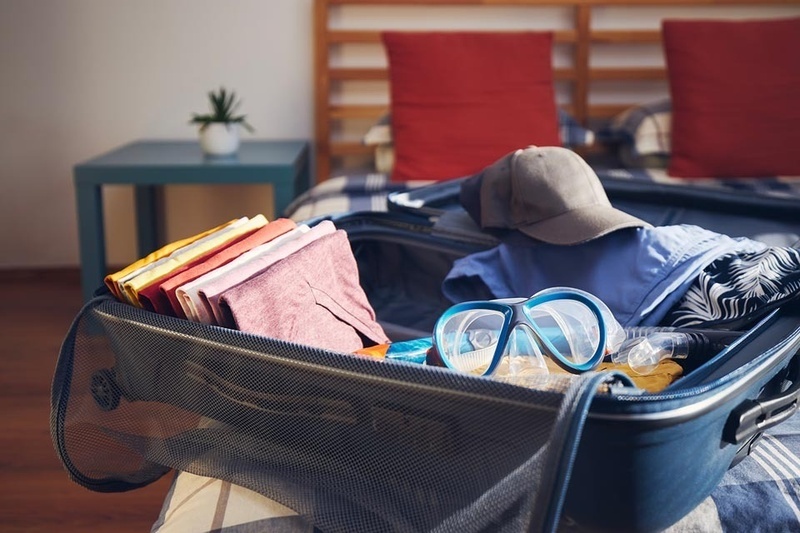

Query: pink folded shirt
[218,229,389,352]
[198,221,337,325]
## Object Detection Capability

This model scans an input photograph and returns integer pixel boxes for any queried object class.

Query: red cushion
[663,18,800,178]
[382,31,560,182]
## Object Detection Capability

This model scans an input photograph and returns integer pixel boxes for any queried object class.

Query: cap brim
[516,205,651,245]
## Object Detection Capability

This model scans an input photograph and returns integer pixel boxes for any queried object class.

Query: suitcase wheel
[90,368,121,411]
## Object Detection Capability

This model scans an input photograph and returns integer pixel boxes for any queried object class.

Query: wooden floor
[0,271,172,533]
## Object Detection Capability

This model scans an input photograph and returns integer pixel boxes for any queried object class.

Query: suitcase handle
[724,352,800,445]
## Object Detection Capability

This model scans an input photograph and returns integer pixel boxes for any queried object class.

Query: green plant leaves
[189,86,254,132]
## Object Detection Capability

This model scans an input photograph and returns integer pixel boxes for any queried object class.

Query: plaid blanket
[283,170,800,222]
[283,174,433,221]
[598,167,800,202]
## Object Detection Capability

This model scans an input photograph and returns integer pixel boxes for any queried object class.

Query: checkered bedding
[283,173,434,221]
[151,411,800,532]
[599,167,800,201]
[283,169,800,222]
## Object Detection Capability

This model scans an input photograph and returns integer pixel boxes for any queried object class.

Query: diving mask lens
[437,309,505,375]
[524,299,603,367]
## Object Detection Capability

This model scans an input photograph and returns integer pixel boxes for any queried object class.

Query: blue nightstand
[74,139,311,301]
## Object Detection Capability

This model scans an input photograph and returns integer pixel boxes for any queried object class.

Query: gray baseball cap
[469,146,650,245]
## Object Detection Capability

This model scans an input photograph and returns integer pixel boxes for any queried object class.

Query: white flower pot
[199,123,240,157]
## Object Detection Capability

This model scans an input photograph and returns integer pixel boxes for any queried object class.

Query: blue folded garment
[442,224,767,328]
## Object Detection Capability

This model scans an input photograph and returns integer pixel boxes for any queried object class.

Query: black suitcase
[51,182,800,533]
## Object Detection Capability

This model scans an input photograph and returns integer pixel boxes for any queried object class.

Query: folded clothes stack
[104,215,389,353]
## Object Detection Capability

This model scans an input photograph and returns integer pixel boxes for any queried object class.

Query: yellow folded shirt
[122,214,269,307]
[114,217,251,305]
[104,218,238,300]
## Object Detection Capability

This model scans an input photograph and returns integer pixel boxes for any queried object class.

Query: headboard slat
[330,29,578,43]
[330,105,387,120]
[591,67,666,81]
[326,0,799,5]
[331,143,374,156]
[591,29,661,43]
[330,67,580,82]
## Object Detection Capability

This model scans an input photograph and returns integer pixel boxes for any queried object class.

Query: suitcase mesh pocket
[51,295,615,533]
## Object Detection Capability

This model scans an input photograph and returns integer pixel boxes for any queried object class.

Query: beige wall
[0,0,313,268]
[1,1,797,269]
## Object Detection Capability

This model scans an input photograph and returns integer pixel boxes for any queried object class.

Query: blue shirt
[442,225,766,327]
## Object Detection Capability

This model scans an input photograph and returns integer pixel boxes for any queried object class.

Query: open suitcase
[51,180,800,533]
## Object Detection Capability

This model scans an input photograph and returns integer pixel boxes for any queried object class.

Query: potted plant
[191,87,254,156]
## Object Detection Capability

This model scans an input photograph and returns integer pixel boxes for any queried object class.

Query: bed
[152,1,800,531]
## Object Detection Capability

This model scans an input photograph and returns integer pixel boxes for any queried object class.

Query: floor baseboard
[0,267,82,284]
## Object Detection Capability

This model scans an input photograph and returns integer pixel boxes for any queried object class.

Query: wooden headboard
[313,0,800,183]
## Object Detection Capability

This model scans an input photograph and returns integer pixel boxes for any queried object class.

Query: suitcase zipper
[335,210,499,249]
